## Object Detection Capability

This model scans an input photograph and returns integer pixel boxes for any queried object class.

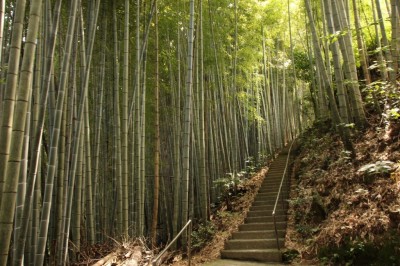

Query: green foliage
[191,221,216,251]
[335,150,353,165]
[318,235,400,266]
[282,249,300,263]
[245,156,257,175]
[213,171,248,211]
[357,160,395,176]
[293,50,312,82]
[214,171,246,192]
[295,224,315,237]
[388,108,400,120]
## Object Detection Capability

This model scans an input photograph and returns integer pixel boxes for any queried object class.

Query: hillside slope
[285,119,400,265]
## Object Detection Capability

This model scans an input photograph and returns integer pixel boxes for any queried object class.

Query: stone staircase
[221,146,294,263]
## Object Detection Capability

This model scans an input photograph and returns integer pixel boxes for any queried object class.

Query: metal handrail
[271,141,295,250]
[152,219,192,266]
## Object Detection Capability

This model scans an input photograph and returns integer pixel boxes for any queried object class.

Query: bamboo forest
[1,0,400,265]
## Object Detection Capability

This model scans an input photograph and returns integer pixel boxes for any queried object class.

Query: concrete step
[260,180,288,184]
[257,192,281,197]
[225,239,284,250]
[252,201,276,206]
[254,195,278,201]
[257,189,288,195]
[239,222,286,231]
[268,164,288,169]
[250,206,275,211]
[247,210,274,217]
[221,249,282,262]
[249,207,287,215]
[258,186,289,191]
[257,188,281,193]
[256,197,289,203]
[252,200,276,206]
[268,169,287,173]
[231,230,285,239]
[245,215,286,223]
[202,259,284,266]
[261,182,286,188]
[219,148,294,264]
[256,190,288,196]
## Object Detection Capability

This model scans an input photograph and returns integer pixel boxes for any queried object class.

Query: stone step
[252,201,276,206]
[249,207,287,215]
[257,189,289,195]
[256,192,282,197]
[262,177,287,180]
[252,200,277,206]
[259,182,288,188]
[245,215,286,223]
[239,222,286,231]
[268,169,287,172]
[221,249,282,262]
[225,239,284,250]
[254,195,278,201]
[256,191,288,196]
[253,198,286,204]
[257,187,282,193]
[250,205,273,211]
[254,195,289,202]
[219,148,294,264]
[247,210,274,217]
[268,164,288,168]
[258,186,289,191]
[231,230,285,239]
[259,188,289,192]
[261,177,286,180]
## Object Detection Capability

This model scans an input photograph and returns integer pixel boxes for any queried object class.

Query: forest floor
[283,117,400,265]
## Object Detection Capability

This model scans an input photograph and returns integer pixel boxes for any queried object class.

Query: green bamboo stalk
[0,0,26,205]
[151,0,160,248]
[0,0,41,264]
[182,0,195,244]
[0,0,5,65]
[112,1,123,235]
[34,0,78,264]
[122,0,130,237]
[61,1,100,262]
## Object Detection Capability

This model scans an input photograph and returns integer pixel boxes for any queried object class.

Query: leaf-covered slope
[285,120,400,265]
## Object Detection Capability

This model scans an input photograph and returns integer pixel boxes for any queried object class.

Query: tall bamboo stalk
[0,1,42,264]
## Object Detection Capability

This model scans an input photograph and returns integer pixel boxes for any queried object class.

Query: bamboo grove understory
[0,0,399,265]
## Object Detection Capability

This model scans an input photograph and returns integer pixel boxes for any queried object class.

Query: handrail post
[272,212,280,250]
[152,220,192,266]
[188,221,192,266]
